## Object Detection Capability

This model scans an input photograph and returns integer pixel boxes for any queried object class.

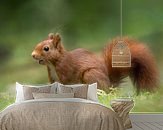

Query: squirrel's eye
[44,46,49,51]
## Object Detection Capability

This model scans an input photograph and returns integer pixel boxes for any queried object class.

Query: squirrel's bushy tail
[103,38,159,93]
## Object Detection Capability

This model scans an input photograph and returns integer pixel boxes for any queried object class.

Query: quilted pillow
[58,84,88,99]
[15,82,59,103]
[57,83,98,101]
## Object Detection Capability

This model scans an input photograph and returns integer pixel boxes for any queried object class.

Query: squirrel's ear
[48,33,61,48]
[48,33,55,40]
[53,33,63,50]
[54,33,61,43]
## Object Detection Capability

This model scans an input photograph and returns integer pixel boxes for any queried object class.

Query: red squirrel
[31,33,159,93]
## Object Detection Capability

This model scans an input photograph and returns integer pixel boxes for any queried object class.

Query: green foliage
[98,88,119,108]
[0,93,15,111]
[98,87,163,112]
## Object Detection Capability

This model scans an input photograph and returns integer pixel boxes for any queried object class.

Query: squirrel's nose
[31,51,37,59]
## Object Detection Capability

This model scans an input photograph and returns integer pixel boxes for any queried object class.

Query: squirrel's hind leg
[82,68,111,93]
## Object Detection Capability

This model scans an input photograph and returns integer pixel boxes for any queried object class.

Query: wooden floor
[128,114,163,130]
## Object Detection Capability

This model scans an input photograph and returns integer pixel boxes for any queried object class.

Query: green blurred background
[0,0,163,112]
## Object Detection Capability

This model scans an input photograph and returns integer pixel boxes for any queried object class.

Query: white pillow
[15,82,25,103]
[15,82,58,103]
[87,83,98,102]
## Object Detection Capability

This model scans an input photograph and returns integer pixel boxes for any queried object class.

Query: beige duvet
[0,98,125,130]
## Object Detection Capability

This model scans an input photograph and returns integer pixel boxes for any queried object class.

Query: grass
[0,93,15,111]
[1,86,163,112]
[98,87,163,112]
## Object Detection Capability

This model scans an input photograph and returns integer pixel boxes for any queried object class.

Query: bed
[0,82,134,130]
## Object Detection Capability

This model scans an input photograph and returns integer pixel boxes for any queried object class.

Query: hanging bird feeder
[112,40,131,67]
[112,0,131,68]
